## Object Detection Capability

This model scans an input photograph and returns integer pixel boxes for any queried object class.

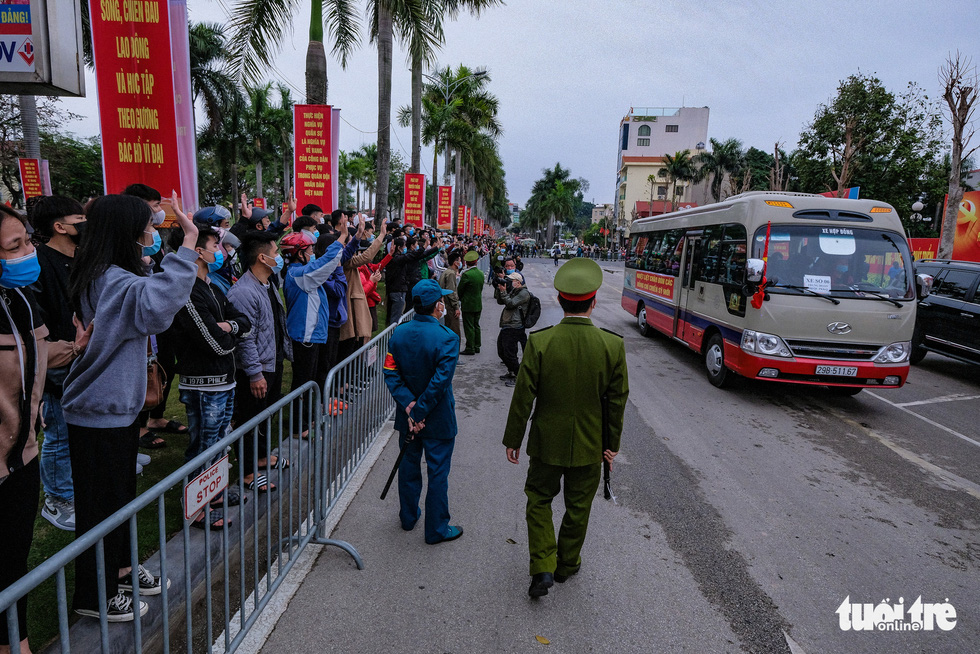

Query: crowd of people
[0,183,498,647]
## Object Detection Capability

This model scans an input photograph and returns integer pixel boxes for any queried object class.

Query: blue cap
[412,279,453,307]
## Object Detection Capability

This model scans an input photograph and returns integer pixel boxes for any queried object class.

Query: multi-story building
[591,203,614,224]
[613,106,709,238]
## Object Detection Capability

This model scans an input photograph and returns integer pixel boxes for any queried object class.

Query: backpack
[520,292,542,329]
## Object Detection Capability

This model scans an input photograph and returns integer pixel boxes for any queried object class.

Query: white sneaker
[75,591,148,622]
[41,496,76,531]
[136,453,151,466]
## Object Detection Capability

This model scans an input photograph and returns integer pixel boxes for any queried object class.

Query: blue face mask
[367,235,375,243]
[142,231,162,257]
[402,247,408,254]
[206,250,225,273]
[307,251,317,264]
[836,264,848,274]
[0,249,41,289]
[270,254,284,274]
[407,228,415,236]
[505,268,515,274]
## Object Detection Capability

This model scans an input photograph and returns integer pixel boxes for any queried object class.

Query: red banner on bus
[437,186,452,230]
[89,0,182,204]
[293,104,333,215]
[635,271,676,300]
[403,173,425,228]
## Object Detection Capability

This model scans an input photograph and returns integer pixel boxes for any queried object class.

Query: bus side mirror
[915,273,933,300]
[746,259,765,283]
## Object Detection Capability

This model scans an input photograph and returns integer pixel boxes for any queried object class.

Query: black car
[911,259,980,365]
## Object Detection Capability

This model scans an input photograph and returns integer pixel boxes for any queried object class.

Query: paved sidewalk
[258,269,739,653]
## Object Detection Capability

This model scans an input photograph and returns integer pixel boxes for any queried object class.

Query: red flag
[751,221,771,309]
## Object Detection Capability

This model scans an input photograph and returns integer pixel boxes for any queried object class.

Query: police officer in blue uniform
[383,279,464,544]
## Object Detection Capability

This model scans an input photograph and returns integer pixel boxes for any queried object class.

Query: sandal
[191,508,230,529]
[138,432,166,449]
[154,420,189,434]
[246,475,276,493]
[268,456,290,470]
[209,485,246,508]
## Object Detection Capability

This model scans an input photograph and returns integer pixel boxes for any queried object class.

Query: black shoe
[528,572,554,598]
[460,350,476,356]
[499,372,516,381]
[504,379,516,388]
[554,571,574,583]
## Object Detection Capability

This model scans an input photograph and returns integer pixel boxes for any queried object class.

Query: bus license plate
[815,365,858,377]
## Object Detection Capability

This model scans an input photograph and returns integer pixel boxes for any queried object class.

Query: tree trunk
[306,1,327,104]
[255,158,263,199]
[18,95,40,159]
[431,143,439,222]
[375,5,393,224]
[410,55,422,174]
[231,143,240,217]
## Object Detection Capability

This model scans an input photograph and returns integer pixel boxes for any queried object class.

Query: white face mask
[437,302,447,319]
[152,209,166,225]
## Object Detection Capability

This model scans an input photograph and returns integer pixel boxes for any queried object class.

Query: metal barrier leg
[311,537,365,569]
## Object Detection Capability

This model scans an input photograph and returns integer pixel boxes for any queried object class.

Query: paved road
[260,257,979,653]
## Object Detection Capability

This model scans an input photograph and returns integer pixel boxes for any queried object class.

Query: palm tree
[693,137,746,202]
[658,150,697,212]
[524,164,581,243]
[188,22,238,133]
[228,0,360,104]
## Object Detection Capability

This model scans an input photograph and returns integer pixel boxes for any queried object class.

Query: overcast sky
[62,0,977,207]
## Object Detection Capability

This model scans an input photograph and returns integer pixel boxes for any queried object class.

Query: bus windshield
[752,224,914,300]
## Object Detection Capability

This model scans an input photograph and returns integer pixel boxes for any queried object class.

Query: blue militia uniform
[383,314,460,543]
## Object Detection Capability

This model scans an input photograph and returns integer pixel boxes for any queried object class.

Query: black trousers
[315,326,341,394]
[290,341,322,431]
[497,327,527,375]
[0,457,39,645]
[234,364,283,474]
[68,421,139,611]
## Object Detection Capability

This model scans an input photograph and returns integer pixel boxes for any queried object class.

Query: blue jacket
[383,314,460,439]
[283,241,344,343]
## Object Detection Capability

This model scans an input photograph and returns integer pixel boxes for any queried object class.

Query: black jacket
[385,246,439,293]
[171,277,252,389]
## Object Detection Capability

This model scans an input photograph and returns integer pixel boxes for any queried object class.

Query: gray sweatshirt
[62,248,199,428]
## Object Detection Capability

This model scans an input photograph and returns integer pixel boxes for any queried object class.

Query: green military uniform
[456,252,484,354]
[503,258,629,584]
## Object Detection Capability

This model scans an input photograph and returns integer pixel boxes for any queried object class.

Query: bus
[621,191,930,393]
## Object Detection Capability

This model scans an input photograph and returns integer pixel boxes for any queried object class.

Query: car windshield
[752,224,914,300]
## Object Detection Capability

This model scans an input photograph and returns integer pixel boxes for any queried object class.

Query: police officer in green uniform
[456,250,484,355]
[502,257,629,598]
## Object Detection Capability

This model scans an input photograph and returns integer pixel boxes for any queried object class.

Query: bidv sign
[836,596,956,632]
[0,3,34,73]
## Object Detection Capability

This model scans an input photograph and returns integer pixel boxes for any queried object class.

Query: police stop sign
[183,455,230,520]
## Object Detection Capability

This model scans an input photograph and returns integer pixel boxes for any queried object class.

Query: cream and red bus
[621,191,929,394]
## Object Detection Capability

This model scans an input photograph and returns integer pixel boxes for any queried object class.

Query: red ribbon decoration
[750,221,771,309]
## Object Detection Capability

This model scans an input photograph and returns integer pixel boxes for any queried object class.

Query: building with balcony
[613,106,710,238]
[591,203,614,224]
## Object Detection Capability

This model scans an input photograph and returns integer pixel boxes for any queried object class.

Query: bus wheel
[636,304,651,337]
[704,334,732,388]
[910,330,927,364]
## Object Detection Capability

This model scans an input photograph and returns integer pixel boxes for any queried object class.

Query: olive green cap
[463,251,479,262]
[554,258,602,300]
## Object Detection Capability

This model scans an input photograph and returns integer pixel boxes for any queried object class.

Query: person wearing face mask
[501,257,525,285]
[227,232,293,492]
[62,194,199,622]
[27,196,91,532]
[495,272,531,386]
[438,250,463,337]
[383,279,462,545]
[163,227,252,527]
[279,230,345,433]
[123,183,167,227]
[1,204,92,651]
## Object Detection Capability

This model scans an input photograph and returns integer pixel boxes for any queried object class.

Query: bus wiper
[839,288,904,308]
[769,283,841,305]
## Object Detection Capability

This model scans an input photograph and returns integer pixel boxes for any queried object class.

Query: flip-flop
[138,432,166,449]
[268,456,290,470]
[191,508,230,529]
[209,485,246,508]
[246,474,276,493]
[155,420,189,434]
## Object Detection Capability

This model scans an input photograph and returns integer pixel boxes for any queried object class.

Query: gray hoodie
[62,248,198,428]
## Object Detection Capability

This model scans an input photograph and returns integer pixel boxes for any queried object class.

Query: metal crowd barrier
[1,312,415,654]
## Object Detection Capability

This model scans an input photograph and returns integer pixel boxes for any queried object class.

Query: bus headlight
[874,342,911,363]
[741,330,792,358]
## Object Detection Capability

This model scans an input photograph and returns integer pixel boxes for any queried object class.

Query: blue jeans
[387,292,406,327]
[397,433,455,543]
[180,389,236,470]
[40,392,73,502]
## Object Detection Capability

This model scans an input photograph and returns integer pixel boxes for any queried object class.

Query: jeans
[180,388,236,470]
[387,292,406,327]
[40,392,73,501]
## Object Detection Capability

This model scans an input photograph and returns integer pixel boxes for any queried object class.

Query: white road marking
[865,391,980,450]
[894,393,980,408]
[783,630,808,654]
[832,412,980,502]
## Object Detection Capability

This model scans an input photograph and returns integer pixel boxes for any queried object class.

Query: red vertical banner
[437,186,453,230]
[403,173,426,228]
[293,105,333,214]
[253,198,266,209]
[89,0,182,203]
[18,158,43,200]
[457,206,465,233]
[465,207,472,236]
[169,0,198,213]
